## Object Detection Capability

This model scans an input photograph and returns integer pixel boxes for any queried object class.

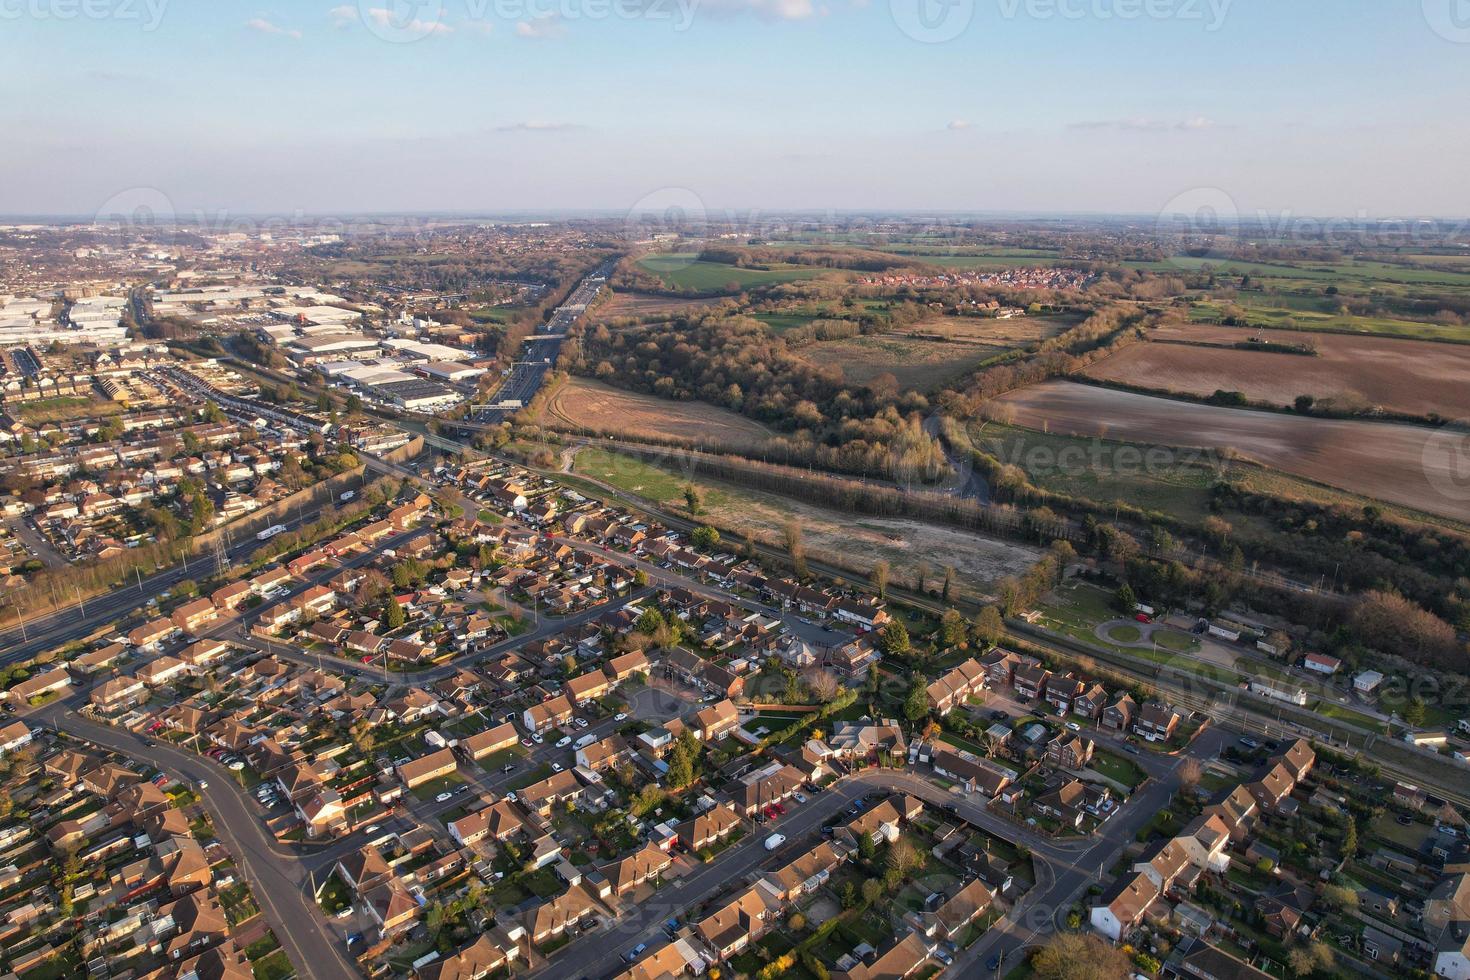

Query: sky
[2,0,1468,217]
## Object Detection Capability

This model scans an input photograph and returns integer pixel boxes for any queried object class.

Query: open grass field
[570,447,1042,599]
[636,253,824,291]
[1190,300,1470,344]
[592,290,726,320]
[544,377,773,451]
[1133,255,1470,289]
[897,314,1076,347]
[968,419,1220,523]
[992,381,1470,521]
[797,334,1001,391]
[1084,322,1470,418]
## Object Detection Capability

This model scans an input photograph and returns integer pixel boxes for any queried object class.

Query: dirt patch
[993,380,1470,521]
[546,377,773,451]
[704,494,1042,602]
[895,315,1072,347]
[1084,322,1470,418]
[592,291,726,321]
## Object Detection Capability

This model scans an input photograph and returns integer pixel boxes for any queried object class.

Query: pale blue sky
[2,0,1467,215]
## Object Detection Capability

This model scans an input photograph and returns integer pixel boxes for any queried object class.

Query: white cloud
[328,4,357,26]
[1069,116,1218,133]
[515,15,566,38]
[246,17,303,39]
[946,119,972,131]
[365,7,454,34]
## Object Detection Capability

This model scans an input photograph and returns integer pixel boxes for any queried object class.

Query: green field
[1190,300,1470,344]
[637,253,822,291]
[970,421,1219,523]
[754,312,820,333]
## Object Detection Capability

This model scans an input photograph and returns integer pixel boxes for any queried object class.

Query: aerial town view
[1,4,1468,980]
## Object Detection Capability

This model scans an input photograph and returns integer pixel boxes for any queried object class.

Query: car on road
[1238,736,1260,749]
[1123,745,1142,756]
[556,736,572,748]
[574,718,589,729]
[623,944,647,963]
[196,780,208,789]
[764,833,786,850]
[986,954,1002,971]
[614,712,627,722]
[435,792,453,803]
[366,825,379,834]
[500,764,516,774]
[1066,722,1082,732]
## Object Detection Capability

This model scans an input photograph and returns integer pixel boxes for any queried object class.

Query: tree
[1178,757,1202,792]
[803,668,840,703]
[870,560,890,599]
[691,526,721,550]
[1404,696,1427,726]
[904,675,930,723]
[683,484,704,515]
[1320,883,1358,911]
[879,620,911,657]
[887,838,921,877]
[1341,815,1357,857]
[1288,943,1333,977]
[633,568,649,587]
[938,609,966,648]
[1029,933,1132,980]
[381,596,405,631]
[941,565,956,602]
[860,878,883,906]
[973,605,1005,649]
[785,520,807,577]
[1115,583,1137,614]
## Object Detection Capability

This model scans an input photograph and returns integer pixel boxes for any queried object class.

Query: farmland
[542,377,773,452]
[991,380,1470,521]
[1083,322,1470,418]
[570,447,1041,600]
[895,314,1075,347]
[1189,299,1470,344]
[635,253,825,291]
[591,290,727,321]
[795,334,1002,391]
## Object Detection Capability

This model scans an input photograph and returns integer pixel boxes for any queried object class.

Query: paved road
[0,493,341,667]
[35,703,357,980]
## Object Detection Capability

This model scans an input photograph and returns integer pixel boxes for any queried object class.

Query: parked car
[435,792,453,803]
[764,834,786,850]
[623,943,647,963]
[614,712,628,722]
[556,736,572,748]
